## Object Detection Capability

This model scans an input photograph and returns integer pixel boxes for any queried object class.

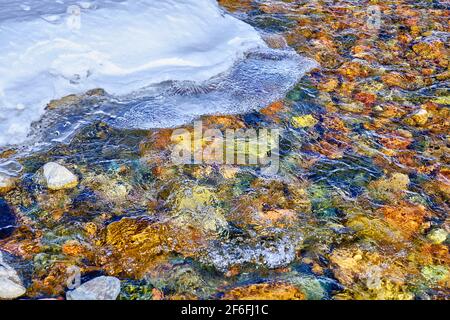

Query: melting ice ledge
[0,0,318,150]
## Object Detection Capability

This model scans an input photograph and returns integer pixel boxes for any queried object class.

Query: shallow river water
[0,0,448,300]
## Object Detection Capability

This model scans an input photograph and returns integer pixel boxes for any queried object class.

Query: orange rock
[414,244,450,266]
[379,202,430,239]
[379,134,413,150]
[307,139,345,159]
[223,283,305,300]
[152,288,165,300]
[257,209,299,228]
[202,115,246,129]
[413,40,446,61]
[318,77,339,92]
[354,92,377,106]
[0,174,16,195]
[168,294,199,300]
[151,129,174,150]
[398,33,413,45]
[338,61,371,80]
[0,149,16,159]
[62,240,85,256]
[421,68,435,76]
[352,45,371,55]
[374,103,408,119]
[28,262,72,297]
[225,266,241,278]
[395,151,421,169]
[218,0,252,12]
[261,209,297,222]
[102,217,207,277]
[382,72,408,89]
[322,115,350,133]
[260,101,285,121]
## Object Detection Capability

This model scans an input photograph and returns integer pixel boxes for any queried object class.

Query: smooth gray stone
[66,276,121,300]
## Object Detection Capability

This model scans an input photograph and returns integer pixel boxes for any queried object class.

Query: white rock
[427,228,448,244]
[411,108,429,126]
[43,162,78,190]
[0,173,16,194]
[0,251,26,300]
[66,276,120,300]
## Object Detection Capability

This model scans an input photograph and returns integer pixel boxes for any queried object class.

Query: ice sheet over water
[0,0,317,149]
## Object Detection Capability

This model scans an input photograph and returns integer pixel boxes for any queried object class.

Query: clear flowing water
[0,0,448,301]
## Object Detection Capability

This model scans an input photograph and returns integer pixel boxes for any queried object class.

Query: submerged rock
[421,265,449,286]
[42,162,78,191]
[291,115,318,128]
[147,264,212,299]
[170,185,228,236]
[412,40,446,61]
[66,276,121,300]
[0,251,26,300]
[103,216,208,277]
[404,108,429,127]
[82,174,130,205]
[0,199,16,239]
[427,229,448,245]
[223,282,305,300]
[330,246,414,300]
[206,236,299,272]
[0,173,16,195]
[368,173,410,202]
[380,202,430,239]
[104,217,170,275]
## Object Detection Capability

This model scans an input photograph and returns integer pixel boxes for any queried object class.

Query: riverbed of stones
[0,0,449,300]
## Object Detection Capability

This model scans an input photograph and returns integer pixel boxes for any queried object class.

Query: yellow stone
[223,283,305,300]
[427,229,448,244]
[175,186,215,210]
[0,174,16,195]
[410,108,429,126]
[292,115,318,128]
[432,96,450,105]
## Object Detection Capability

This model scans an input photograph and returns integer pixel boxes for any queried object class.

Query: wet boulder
[0,251,26,299]
[0,173,17,195]
[66,276,120,300]
[42,162,78,191]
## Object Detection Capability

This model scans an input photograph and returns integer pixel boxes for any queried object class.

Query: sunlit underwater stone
[205,235,300,272]
[223,282,305,300]
[0,251,26,299]
[0,173,17,195]
[66,276,121,300]
[42,162,78,191]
